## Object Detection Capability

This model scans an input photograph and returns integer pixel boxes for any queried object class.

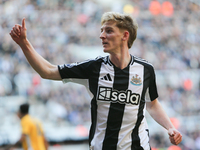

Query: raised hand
[10,18,27,45]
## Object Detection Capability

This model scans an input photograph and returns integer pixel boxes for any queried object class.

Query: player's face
[100,21,124,54]
[17,111,22,119]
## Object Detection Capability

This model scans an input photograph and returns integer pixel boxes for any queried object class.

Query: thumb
[22,18,26,29]
[168,130,175,136]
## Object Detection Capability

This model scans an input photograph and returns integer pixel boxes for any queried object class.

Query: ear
[122,31,129,41]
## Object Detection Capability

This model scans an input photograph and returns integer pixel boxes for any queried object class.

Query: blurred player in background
[7,103,48,150]
[10,12,182,150]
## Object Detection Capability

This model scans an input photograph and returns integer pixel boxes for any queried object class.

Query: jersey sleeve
[148,66,158,101]
[58,60,94,78]
[58,59,95,84]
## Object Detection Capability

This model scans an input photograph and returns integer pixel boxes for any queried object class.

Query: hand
[168,128,182,145]
[10,18,27,45]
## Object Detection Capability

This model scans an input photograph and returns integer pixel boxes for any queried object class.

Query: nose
[100,31,106,39]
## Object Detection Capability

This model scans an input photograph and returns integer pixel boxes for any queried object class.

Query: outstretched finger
[22,18,26,29]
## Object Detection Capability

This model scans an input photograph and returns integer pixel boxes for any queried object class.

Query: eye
[106,29,112,33]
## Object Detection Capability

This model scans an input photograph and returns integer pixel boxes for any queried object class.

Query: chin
[103,49,109,53]
[103,46,109,51]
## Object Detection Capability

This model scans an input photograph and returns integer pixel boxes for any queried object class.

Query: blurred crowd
[1,0,200,149]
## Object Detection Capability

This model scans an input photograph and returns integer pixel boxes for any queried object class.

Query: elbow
[39,72,50,79]
[37,66,60,80]
[39,72,60,80]
[40,75,47,79]
[40,74,50,79]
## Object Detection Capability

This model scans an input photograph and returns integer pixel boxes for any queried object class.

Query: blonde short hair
[101,12,138,49]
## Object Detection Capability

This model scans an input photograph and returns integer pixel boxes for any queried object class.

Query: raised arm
[10,18,61,80]
[146,99,182,145]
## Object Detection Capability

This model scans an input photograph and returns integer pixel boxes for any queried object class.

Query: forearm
[10,19,61,80]
[146,99,174,130]
[19,39,60,80]
[147,100,182,145]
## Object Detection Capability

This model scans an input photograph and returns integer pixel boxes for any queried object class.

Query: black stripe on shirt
[102,66,129,150]
[89,59,103,146]
[131,100,145,150]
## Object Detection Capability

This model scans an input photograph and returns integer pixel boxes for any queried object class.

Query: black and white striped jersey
[58,55,158,150]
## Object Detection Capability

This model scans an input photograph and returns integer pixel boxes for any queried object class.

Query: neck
[20,113,28,119]
[109,48,131,69]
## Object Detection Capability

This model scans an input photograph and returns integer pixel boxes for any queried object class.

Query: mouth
[102,42,108,46]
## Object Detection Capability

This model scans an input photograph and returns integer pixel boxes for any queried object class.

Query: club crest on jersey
[130,74,142,86]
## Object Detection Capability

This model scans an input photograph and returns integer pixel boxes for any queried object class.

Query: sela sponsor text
[97,86,140,105]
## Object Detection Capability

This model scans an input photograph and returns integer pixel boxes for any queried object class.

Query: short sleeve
[148,67,158,101]
[58,59,94,80]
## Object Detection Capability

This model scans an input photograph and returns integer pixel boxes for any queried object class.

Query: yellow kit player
[8,103,48,150]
